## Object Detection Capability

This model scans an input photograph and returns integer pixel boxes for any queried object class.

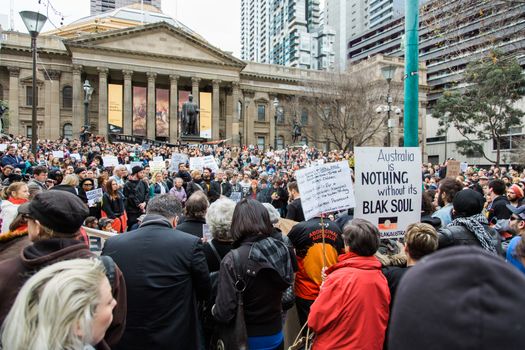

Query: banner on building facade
[199,92,212,139]
[156,88,169,138]
[178,90,190,136]
[133,86,147,136]
[353,147,422,239]
[108,84,123,133]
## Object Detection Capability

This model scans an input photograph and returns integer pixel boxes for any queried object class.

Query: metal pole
[387,80,392,147]
[84,91,89,130]
[404,0,419,147]
[31,34,37,153]
[274,114,277,149]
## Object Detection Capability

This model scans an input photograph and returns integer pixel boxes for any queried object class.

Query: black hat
[131,165,144,175]
[18,191,89,234]
[452,188,484,217]
[389,246,525,350]
[507,204,525,220]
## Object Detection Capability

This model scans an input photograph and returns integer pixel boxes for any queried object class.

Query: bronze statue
[181,95,199,136]
[292,119,302,143]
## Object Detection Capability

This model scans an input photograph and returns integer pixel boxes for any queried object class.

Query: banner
[108,84,123,133]
[179,90,190,135]
[295,161,355,221]
[156,88,169,138]
[133,86,147,136]
[354,147,422,239]
[199,92,212,139]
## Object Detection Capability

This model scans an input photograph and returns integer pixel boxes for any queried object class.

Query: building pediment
[64,22,246,68]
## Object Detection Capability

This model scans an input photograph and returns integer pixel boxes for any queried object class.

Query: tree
[280,71,397,152]
[432,51,525,165]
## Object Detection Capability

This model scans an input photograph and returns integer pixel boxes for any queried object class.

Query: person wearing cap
[507,184,524,208]
[102,194,210,350]
[505,204,525,275]
[388,246,525,350]
[438,189,500,255]
[123,165,149,230]
[0,190,127,350]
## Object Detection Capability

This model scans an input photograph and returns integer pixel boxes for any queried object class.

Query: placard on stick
[295,161,355,221]
[354,147,422,239]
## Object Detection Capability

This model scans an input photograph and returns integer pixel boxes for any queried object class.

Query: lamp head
[19,11,47,37]
[381,65,397,82]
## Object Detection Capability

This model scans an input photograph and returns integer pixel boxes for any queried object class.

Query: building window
[277,106,285,123]
[301,110,308,125]
[257,104,266,122]
[63,86,72,108]
[63,123,73,139]
[257,136,265,150]
[26,86,38,107]
[277,136,285,150]
[26,126,32,138]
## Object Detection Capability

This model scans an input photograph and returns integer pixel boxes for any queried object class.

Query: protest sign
[0,144,7,152]
[102,156,119,167]
[460,162,469,173]
[230,192,242,203]
[354,147,422,239]
[170,153,188,171]
[70,153,81,161]
[203,155,219,172]
[446,160,461,178]
[52,151,64,159]
[149,160,165,173]
[295,161,355,221]
[86,188,103,207]
[190,156,219,172]
[153,156,164,162]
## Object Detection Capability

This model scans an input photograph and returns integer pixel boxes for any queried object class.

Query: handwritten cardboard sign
[447,160,461,178]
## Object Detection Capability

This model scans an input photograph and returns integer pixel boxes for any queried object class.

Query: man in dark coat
[487,179,511,223]
[209,169,232,202]
[123,165,149,229]
[286,181,305,222]
[102,194,211,350]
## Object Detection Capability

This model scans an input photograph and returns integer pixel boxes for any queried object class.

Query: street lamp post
[83,80,94,130]
[19,11,47,153]
[273,97,279,150]
[381,65,397,147]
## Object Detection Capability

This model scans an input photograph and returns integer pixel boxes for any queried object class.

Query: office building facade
[90,0,161,15]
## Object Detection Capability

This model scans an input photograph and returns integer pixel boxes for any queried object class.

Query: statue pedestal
[180,135,208,144]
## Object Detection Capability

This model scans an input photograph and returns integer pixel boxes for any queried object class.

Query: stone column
[212,80,221,140]
[269,95,276,150]
[244,93,255,146]
[43,69,61,140]
[97,67,109,137]
[72,64,83,139]
[6,67,20,136]
[146,72,157,140]
[231,82,240,145]
[123,70,133,136]
[191,77,200,106]
[169,74,179,143]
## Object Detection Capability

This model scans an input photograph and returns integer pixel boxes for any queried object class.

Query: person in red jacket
[308,218,390,350]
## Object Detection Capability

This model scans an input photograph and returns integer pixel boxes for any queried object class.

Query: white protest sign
[70,153,81,161]
[295,161,355,221]
[202,155,219,172]
[230,192,243,203]
[102,156,119,167]
[460,162,469,173]
[86,188,103,207]
[153,156,164,162]
[52,151,64,159]
[149,160,165,173]
[0,144,7,152]
[130,161,143,169]
[190,156,219,172]
[354,147,422,239]
[170,153,188,171]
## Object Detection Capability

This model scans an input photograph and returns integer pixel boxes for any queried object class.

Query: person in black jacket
[102,178,127,233]
[123,166,149,229]
[286,181,305,222]
[209,169,232,203]
[487,179,511,223]
[213,199,293,350]
[102,194,211,350]
[177,191,209,238]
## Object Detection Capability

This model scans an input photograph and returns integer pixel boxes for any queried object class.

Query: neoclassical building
[0,4,427,150]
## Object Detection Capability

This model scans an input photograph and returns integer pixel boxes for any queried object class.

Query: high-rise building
[241,0,334,70]
[90,0,161,15]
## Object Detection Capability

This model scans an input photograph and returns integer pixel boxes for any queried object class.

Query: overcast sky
[5,0,243,57]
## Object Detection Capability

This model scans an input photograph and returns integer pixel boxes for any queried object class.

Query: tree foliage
[432,51,525,165]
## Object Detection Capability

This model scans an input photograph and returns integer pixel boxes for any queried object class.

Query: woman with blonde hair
[0,182,29,234]
[149,171,169,198]
[0,258,117,350]
[50,174,79,196]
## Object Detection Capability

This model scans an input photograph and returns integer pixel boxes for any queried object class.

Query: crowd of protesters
[0,135,525,349]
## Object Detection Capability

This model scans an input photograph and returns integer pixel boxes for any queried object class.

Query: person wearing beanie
[0,190,127,350]
[438,189,500,255]
[507,184,524,208]
[388,246,525,350]
[308,219,390,350]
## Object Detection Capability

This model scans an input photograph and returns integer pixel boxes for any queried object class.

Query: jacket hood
[22,238,92,269]
[327,252,382,274]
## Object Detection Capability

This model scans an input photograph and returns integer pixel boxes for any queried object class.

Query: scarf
[449,213,497,255]
[8,197,28,205]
